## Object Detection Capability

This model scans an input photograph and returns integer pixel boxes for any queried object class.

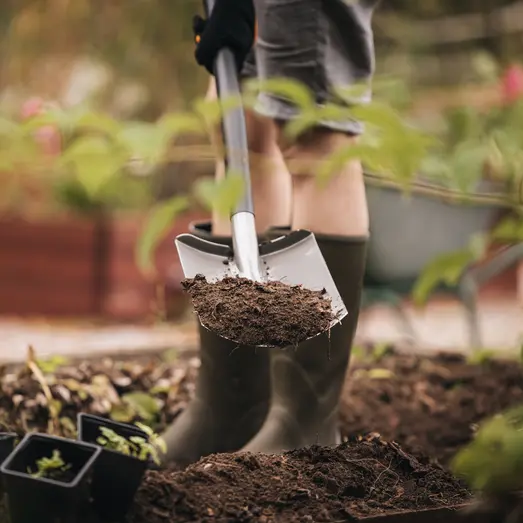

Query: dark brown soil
[128,434,471,523]
[182,274,335,347]
[0,348,522,470]
[339,349,523,466]
[0,347,520,522]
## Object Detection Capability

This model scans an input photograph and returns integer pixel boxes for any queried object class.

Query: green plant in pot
[77,413,166,522]
[0,433,101,523]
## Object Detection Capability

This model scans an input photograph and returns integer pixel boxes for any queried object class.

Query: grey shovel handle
[204,0,254,215]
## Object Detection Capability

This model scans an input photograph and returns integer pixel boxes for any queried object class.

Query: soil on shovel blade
[182,274,335,347]
[128,434,471,523]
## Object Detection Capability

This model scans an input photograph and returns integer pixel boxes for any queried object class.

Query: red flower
[501,64,523,104]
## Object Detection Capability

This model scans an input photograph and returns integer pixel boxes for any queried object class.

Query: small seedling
[96,423,166,465]
[28,449,72,480]
[466,348,496,366]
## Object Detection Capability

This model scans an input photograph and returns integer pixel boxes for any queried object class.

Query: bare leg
[205,79,292,235]
[279,127,369,236]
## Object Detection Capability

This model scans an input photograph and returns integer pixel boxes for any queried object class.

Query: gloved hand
[192,0,255,75]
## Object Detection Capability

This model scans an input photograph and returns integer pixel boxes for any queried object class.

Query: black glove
[192,0,255,75]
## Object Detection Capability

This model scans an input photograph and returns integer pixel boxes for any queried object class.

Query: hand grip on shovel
[203,0,262,282]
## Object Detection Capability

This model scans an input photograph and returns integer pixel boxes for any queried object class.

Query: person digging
[161,0,377,467]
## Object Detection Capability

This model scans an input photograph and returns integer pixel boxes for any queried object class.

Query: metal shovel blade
[175,229,348,347]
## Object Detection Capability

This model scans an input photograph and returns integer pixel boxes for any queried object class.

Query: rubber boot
[160,221,271,467]
[242,229,368,453]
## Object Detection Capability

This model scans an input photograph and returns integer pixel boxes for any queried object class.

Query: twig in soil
[368,458,400,499]
[26,345,60,434]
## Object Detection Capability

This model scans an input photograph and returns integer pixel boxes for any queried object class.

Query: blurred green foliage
[0,77,432,273]
[453,404,523,495]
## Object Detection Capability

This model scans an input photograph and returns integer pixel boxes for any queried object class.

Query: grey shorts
[242,0,379,135]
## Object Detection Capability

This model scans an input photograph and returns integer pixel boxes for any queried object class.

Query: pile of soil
[182,274,335,347]
[128,434,471,523]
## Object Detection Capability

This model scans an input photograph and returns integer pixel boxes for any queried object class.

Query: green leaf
[317,143,377,184]
[20,112,64,134]
[74,111,123,136]
[378,128,434,183]
[36,355,69,374]
[60,136,125,197]
[0,117,19,137]
[471,51,499,83]
[136,195,190,274]
[468,233,488,260]
[449,142,489,192]
[243,77,314,110]
[451,408,523,494]
[194,173,245,218]
[367,368,394,380]
[490,216,523,243]
[334,83,371,104]
[420,154,452,184]
[110,403,135,424]
[351,102,405,134]
[445,106,483,146]
[412,249,476,306]
[193,95,243,127]
[121,392,161,423]
[158,112,205,136]
[284,104,354,139]
[117,122,169,164]
[466,349,496,366]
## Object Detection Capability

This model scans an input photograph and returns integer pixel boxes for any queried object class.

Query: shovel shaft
[231,212,262,280]
[203,0,253,216]
[214,49,254,216]
[203,0,262,280]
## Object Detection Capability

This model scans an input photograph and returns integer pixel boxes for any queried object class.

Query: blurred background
[2,0,523,359]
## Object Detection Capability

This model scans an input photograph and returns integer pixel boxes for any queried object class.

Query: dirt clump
[182,274,335,347]
[128,434,471,523]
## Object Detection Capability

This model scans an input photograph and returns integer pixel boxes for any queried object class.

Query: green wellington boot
[160,221,271,467]
[242,229,368,453]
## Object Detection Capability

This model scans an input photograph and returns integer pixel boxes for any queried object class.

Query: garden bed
[0,347,520,521]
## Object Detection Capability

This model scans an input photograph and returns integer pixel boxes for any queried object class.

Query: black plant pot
[0,433,18,496]
[0,433,101,523]
[77,413,149,522]
[0,433,17,465]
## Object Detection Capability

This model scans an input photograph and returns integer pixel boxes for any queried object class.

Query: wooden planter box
[0,217,107,316]
[0,211,206,320]
[101,211,205,322]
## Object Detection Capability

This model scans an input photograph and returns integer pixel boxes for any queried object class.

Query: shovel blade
[258,230,347,323]
[175,230,348,345]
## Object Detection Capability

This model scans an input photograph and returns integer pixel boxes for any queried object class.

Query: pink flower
[21,97,45,119]
[34,125,62,157]
[20,96,62,156]
[501,64,523,104]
